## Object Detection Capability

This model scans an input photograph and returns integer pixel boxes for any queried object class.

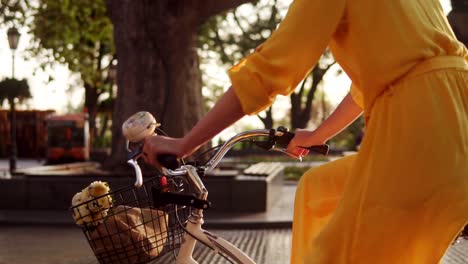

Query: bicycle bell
[122,111,161,147]
[122,111,161,187]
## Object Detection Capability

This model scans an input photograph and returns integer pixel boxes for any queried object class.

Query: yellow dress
[228,0,468,263]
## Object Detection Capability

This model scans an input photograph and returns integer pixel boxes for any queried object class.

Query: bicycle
[70,111,329,264]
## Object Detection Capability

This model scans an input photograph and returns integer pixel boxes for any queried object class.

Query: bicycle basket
[70,176,191,264]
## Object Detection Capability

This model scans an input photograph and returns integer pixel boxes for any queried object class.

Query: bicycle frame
[125,128,322,263]
[174,165,255,264]
[159,130,277,263]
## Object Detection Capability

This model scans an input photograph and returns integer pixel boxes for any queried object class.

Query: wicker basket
[70,176,190,264]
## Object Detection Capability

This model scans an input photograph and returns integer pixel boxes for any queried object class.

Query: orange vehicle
[46,113,90,164]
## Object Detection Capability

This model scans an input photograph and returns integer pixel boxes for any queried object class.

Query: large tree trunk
[105,0,255,170]
[105,1,197,169]
[447,3,468,46]
[84,82,100,149]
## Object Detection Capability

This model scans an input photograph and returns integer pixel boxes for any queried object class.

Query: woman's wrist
[178,136,200,158]
[306,127,330,146]
[307,128,330,145]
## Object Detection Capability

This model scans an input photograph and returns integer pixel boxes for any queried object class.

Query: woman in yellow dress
[143,0,468,263]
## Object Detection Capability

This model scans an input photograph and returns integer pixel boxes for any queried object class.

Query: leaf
[26,0,114,98]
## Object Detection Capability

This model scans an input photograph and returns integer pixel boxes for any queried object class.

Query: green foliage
[0,0,30,27]
[198,0,284,66]
[0,77,31,103]
[284,166,311,181]
[202,83,226,111]
[198,0,286,128]
[198,0,339,130]
[26,0,116,147]
[27,0,115,89]
[93,131,112,148]
[328,115,365,150]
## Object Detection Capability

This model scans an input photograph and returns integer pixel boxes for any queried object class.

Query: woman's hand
[286,129,328,158]
[140,87,245,168]
[141,135,187,168]
[285,92,363,158]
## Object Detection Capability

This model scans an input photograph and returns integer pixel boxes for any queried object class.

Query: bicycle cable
[192,144,223,161]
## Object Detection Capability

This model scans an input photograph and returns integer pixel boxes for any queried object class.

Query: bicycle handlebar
[122,111,329,186]
[157,127,329,175]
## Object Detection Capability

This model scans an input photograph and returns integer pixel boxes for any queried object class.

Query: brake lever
[127,159,144,188]
[125,141,145,188]
[299,144,330,155]
[270,147,303,161]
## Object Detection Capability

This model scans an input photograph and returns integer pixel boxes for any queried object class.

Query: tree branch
[303,68,321,116]
[233,11,249,39]
[268,0,278,27]
[297,76,307,103]
[211,20,231,64]
[323,61,336,73]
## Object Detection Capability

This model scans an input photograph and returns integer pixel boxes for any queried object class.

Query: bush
[284,166,312,181]
[0,78,31,103]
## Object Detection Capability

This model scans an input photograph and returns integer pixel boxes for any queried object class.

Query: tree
[290,51,336,129]
[0,0,29,26]
[0,78,31,104]
[198,0,338,130]
[0,77,31,170]
[447,0,468,46]
[198,0,284,128]
[27,0,115,149]
[328,115,365,151]
[106,0,256,168]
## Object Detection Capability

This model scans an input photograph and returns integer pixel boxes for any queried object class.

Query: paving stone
[1,225,466,264]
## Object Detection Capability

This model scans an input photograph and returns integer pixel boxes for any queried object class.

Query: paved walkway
[0,183,467,263]
[0,158,45,178]
[0,224,467,264]
[1,159,467,263]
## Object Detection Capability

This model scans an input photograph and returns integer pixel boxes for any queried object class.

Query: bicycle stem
[185,165,208,204]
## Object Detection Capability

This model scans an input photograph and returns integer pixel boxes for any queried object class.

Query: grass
[284,166,313,181]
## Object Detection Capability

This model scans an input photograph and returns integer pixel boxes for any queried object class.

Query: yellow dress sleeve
[350,83,364,109]
[228,0,346,115]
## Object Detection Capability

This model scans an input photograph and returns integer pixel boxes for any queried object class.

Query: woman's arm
[143,0,348,165]
[287,92,363,157]
[142,86,245,165]
[179,87,245,155]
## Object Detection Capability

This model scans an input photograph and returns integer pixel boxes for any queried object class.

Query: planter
[0,162,284,214]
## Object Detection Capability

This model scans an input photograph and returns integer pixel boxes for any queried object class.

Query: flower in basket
[71,181,113,227]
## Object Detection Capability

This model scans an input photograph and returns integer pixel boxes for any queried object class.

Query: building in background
[46,113,90,164]
[0,110,54,159]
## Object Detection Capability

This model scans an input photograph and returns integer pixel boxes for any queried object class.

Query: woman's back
[329,0,468,109]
